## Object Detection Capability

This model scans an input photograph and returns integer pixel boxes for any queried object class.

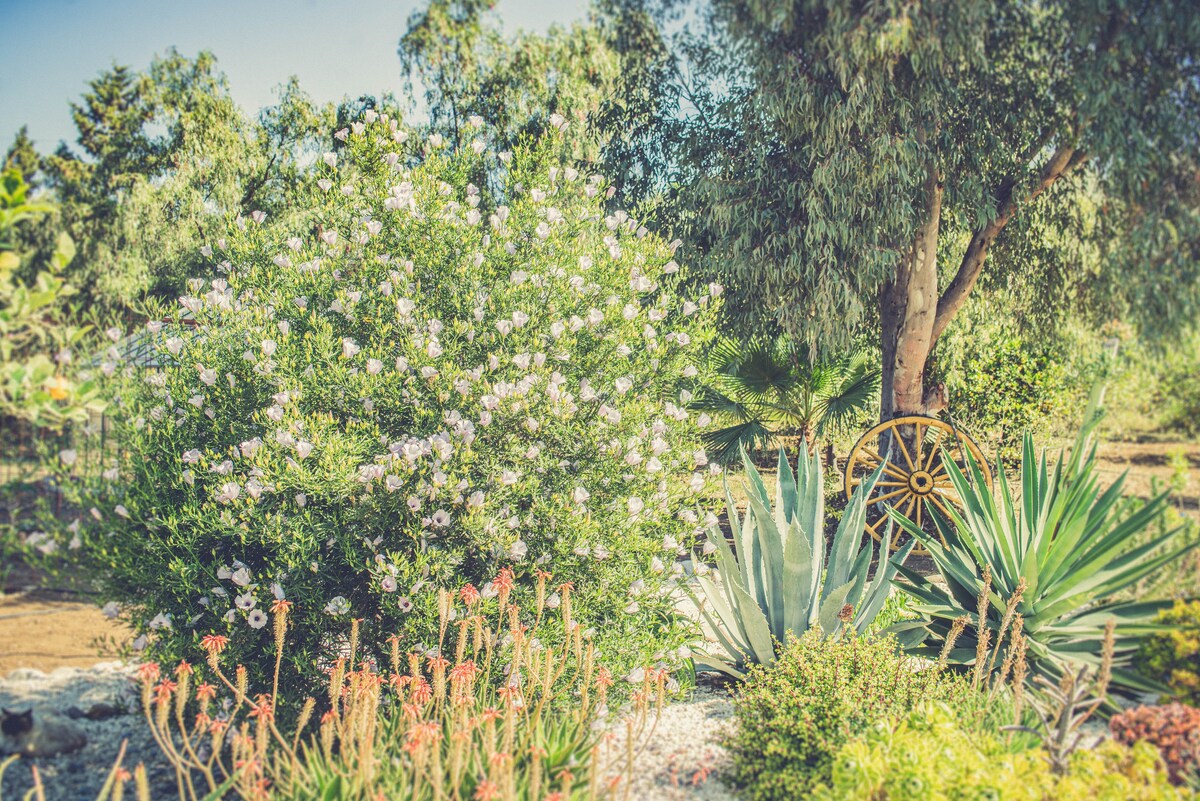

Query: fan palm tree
[691,337,880,465]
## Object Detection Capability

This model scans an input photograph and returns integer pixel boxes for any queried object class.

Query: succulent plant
[1110,703,1200,786]
[887,406,1199,697]
[689,447,913,677]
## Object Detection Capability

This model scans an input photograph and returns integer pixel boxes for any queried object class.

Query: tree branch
[932,142,1086,342]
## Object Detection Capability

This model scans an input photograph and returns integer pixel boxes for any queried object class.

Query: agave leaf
[783,515,816,637]
[693,576,757,667]
[817,580,854,636]
[691,652,747,680]
[724,571,777,663]
[776,447,798,526]
[742,474,785,629]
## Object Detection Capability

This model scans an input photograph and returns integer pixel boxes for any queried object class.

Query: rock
[5,668,44,682]
[0,712,87,757]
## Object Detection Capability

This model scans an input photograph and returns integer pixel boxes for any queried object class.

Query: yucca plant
[887,404,1199,698]
[689,447,914,677]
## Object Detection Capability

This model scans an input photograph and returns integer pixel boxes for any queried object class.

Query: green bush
[1137,601,1200,707]
[1158,334,1200,437]
[935,305,1089,458]
[48,112,719,696]
[811,702,1190,801]
[725,631,972,801]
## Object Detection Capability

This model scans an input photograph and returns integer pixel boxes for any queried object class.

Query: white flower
[367,358,383,375]
[342,338,360,359]
[431,509,451,527]
[59,449,77,466]
[509,539,528,559]
[500,470,519,486]
[235,592,256,610]
[322,152,337,168]
[295,493,307,507]
[381,576,398,593]
[296,441,314,460]
[325,596,350,616]
[571,487,590,505]
[649,556,664,573]
[247,609,268,629]
[614,377,633,394]
[231,567,252,587]
[662,535,678,551]
[467,491,485,510]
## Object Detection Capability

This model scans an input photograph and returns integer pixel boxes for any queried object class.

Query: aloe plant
[689,447,913,677]
[887,406,1199,697]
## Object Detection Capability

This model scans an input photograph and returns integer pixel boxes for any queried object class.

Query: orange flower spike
[174,660,194,677]
[460,583,481,606]
[473,780,500,801]
[136,662,161,685]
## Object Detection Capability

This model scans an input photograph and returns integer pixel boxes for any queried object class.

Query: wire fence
[0,410,112,529]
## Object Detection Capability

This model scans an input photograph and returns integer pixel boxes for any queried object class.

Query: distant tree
[3,127,43,187]
[10,51,333,317]
[399,0,674,208]
[644,0,1200,419]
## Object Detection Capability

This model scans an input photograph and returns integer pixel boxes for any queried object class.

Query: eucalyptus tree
[399,0,674,209]
[667,0,1200,419]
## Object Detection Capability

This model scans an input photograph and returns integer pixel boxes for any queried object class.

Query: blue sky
[0,0,589,153]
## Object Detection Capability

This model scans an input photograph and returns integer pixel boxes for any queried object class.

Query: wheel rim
[842,416,992,555]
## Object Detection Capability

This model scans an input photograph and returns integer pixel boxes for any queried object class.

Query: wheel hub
[908,470,935,495]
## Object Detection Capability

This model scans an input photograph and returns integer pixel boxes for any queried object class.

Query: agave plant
[689,447,914,677]
[887,406,1199,697]
[690,337,879,465]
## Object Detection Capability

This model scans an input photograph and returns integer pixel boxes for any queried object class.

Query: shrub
[49,111,719,696]
[1110,704,1200,785]
[1137,601,1200,707]
[689,447,912,677]
[1157,334,1200,438]
[889,405,1198,698]
[725,630,971,801]
[811,702,1190,801]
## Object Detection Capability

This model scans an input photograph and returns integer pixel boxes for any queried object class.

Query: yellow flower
[45,375,72,401]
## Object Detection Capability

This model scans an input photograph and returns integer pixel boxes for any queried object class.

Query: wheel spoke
[867,487,910,506]
[924,428,943,472]
[916,497,924,528]
[914,423,923,469]
[929,495,955,520]
[859,447,908,481]
[894,432,917,471]
[852,477,908,488]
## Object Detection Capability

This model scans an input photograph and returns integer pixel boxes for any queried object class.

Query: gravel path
[605,682,738,801]
[0,663,177,801]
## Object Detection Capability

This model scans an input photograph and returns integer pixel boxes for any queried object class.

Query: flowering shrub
[52,110,719,693]
[1110,704,1200,785]
[812,702,1190,801]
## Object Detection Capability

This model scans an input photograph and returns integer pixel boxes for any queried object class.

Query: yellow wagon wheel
[843,415,992,555]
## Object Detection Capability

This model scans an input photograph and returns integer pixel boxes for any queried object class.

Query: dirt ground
[0,592,130,674]
[0,439,1195,677]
